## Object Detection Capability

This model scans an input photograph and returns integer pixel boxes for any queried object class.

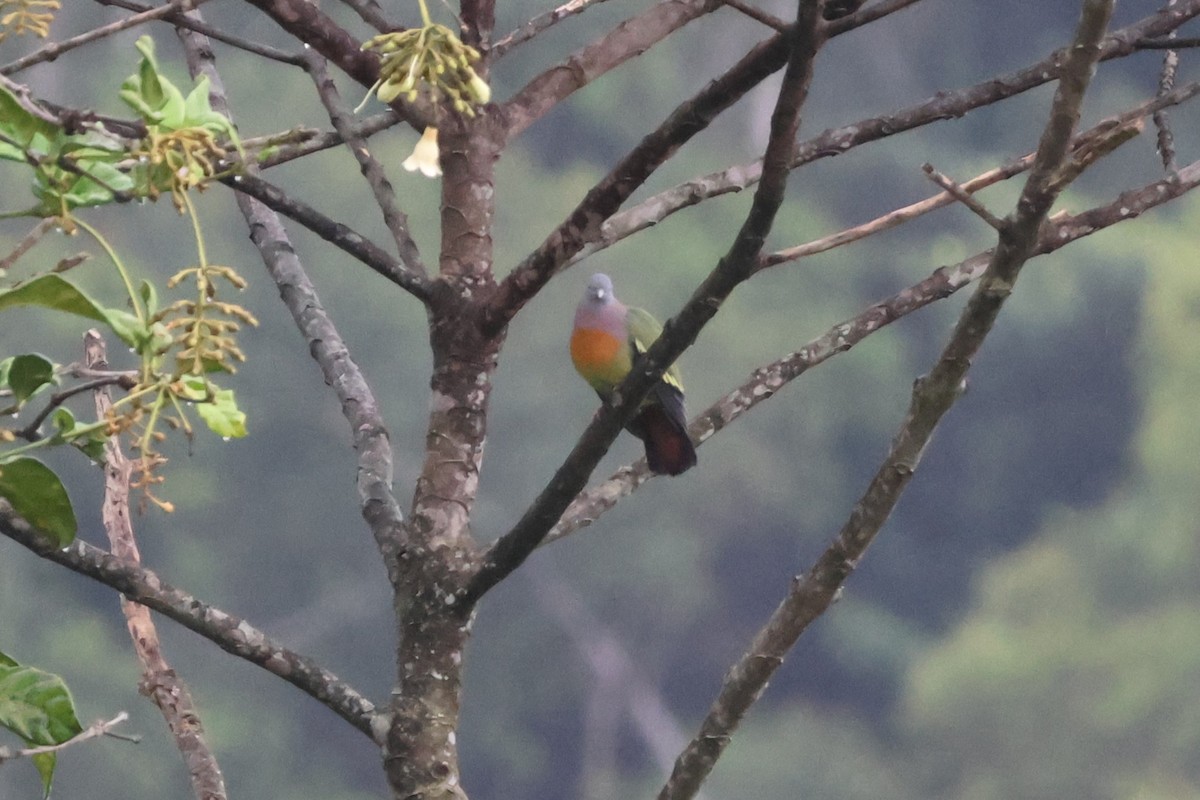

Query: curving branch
[1,0,215,76]
[0,712,133,763]
[484,31,792,335]
[237,0,378,87]
[93,0,305,66]
[254,111,402,169]
[222,173,430,301]
[85,331,227,800]
[0,504,379,739]
[547,156,1200,544]
[305,52,427,275]
[657,3,1116,797]
[491,0,617,58]
[484,0,927,335]
[177,10,410,582]
[578,0,1200,264]
[337,0,396,34]
[501,0,722,138]
[468,0,828,604]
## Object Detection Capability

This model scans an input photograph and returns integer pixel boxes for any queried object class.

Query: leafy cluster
[0,0,58,42]
[0,36,253,528]
[0,649,83,799]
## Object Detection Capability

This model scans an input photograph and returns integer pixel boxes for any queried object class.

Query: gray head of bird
[584,273,614,305]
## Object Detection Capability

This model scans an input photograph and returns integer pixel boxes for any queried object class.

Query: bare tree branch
[305,52,428,274]
[719,0,787,31]
[484,31,792,335]
[548,155,1200,549]
[657,4,1115,797]
[0,217,55,273]
[236,0,372,82]
[177,10,411,583]
[254,111,402,169]
[93,0,306,66]
[0,712,133,763]
[0,0,214,76]
[86,331,227,800]
[921,162,1005,230]
[501,0,724,140]
[1153,0,1180,174]
[468,0,828,605]
[0,505,379,739]
[484,0,932,334]
[222,172,430,300]
[337,0,396,34]
[580,0,1200,263]
[491,0,617,58]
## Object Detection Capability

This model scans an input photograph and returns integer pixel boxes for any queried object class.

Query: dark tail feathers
[630,384,697,476]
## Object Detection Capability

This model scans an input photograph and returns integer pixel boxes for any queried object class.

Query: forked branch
[657,3,1114,797]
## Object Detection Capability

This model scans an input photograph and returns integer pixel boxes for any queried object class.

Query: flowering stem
[416,0,433,28]
[73,216,145,326]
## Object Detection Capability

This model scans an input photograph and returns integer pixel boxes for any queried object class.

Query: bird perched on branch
[570,273,698,476]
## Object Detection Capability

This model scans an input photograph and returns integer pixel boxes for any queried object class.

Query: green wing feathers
[625,306,684,392]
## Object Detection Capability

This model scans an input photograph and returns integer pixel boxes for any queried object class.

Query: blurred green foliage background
[3,1,1200,798]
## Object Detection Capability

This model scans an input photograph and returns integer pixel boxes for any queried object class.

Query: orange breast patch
[571,327,629,388]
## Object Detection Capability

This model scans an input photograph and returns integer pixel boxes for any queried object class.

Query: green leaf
[0,275,109,323]
[74,431,108,463]
[0,87,60,156]
[0,661,83,799]
[178,374,207,401]
[58,159,135,210]
[120,36,187,127]
[103,308,149,350]
[195,387,247,439]
[0,275,148,348]
[0,457,77,545]
[32,752,57,799]
[0,650,17,668]
[5,354,55,404]
[0,662,83,744]
[139,280,158,317]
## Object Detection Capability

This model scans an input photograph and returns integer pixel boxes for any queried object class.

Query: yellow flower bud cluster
[362,26,491,116]
[0,0,60,41]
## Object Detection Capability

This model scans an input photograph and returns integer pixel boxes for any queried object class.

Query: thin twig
[0,218,56,273]
[0,0,210,76]
[222,173,430,301]
[94,0,305,65]
[577,1,1200,264]
[0,712,132,763]
[254,112,402,169]
[304,52,427,277]
[656,5,1115,798]
[921,163,1005,230]
[720,0,787,32]
[1152,0,1180,173]
[85,331,227,800]
[761,81,1195,268]
[15,375,136,442]
[337,0,396,33]
[491,0,616,58]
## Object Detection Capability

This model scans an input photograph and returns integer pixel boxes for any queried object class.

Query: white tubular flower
[403,126,441,178]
